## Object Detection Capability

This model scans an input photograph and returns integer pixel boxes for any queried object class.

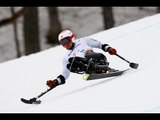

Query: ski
[83,69,129,80]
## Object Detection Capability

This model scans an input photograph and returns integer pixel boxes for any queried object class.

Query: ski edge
[83,68,129,80]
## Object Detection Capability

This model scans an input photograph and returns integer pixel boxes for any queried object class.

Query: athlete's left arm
[84,38,103,48]
[84,37,111,52]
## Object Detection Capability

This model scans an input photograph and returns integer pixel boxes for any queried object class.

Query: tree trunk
[10,7,21,58]
[102,7,114,29]
[157,7,160,13]
[46,7,62,45]
[23,7,40,55]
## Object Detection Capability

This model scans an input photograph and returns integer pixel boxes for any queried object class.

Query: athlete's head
[58,30,75,49]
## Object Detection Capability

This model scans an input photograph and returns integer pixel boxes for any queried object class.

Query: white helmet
[58,30,75,45]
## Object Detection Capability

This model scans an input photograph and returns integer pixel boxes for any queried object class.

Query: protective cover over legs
[67,53,110,74]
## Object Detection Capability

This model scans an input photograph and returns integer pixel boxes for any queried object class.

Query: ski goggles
[59,37,71,45]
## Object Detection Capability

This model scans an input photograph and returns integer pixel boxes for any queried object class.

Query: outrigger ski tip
[21,98,41,104]
[21,88,53,105]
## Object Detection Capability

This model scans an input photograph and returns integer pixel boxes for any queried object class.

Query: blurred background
[0,7,159,63]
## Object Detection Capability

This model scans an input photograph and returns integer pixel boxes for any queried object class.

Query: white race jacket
[57,37,106,84]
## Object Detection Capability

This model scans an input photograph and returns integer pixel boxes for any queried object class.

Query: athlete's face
[59,37,73,50]
[63,41,73,49]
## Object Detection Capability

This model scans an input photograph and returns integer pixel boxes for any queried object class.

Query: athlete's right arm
[46,56,70,89]
[56,56,70,85]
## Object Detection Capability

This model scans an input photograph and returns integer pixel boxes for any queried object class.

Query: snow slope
[0,13,160,113]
